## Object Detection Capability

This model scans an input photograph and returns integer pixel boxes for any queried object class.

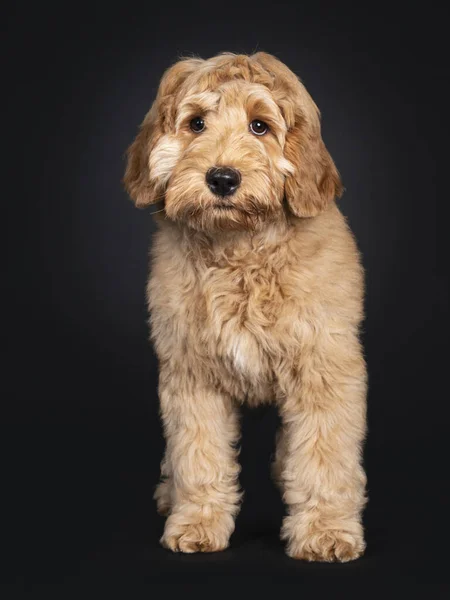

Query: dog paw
[161,510,233,553]
[286,528,365,562]
[282,513,366,563]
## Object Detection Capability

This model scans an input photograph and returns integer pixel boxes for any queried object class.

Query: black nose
[206,167,241,197]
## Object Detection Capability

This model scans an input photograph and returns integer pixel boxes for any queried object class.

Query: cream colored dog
[124,52,367,562]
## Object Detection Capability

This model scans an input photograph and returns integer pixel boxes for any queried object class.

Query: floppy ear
[284,117,343,218]
[123,104,160,208]
[123,58,202,208]
[251,52,343,218]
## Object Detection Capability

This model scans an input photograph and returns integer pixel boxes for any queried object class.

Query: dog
[123,52,367,562]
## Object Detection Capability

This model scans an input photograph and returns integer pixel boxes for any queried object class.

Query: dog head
[124,52,343,231]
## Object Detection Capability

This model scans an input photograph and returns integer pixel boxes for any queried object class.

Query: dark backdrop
[4,1,448,591]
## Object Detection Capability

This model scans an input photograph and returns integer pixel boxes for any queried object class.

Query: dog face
[124,53,343,231]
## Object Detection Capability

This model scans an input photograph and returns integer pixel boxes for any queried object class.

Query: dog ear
[123,105,160,208]
[123,58,202,208]
[251,52,343,218]
[283,118,343,218]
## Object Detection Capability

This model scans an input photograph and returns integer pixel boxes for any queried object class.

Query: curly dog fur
[124,52,367,561]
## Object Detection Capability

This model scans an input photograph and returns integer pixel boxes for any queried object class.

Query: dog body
[124,53,367,562]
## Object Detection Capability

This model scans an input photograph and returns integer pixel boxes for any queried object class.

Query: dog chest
[200,265,286,379]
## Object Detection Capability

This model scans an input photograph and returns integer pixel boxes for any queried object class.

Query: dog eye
[190,117,205,133]
[249,119,269,136]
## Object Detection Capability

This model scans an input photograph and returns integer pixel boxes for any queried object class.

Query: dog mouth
[214,204,235,210]
[212,202,235,210]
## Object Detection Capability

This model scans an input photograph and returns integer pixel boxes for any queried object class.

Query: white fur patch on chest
[228,329,255,375]
[216,319,264,381]
[201,262,279,383]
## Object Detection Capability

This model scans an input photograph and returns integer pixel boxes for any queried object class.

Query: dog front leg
[158,368,241,553]
[279,334,368,562]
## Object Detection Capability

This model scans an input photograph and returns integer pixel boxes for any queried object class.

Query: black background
[4,0,449,592]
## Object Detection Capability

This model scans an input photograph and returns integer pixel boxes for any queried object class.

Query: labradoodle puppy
[123,52,367,562]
